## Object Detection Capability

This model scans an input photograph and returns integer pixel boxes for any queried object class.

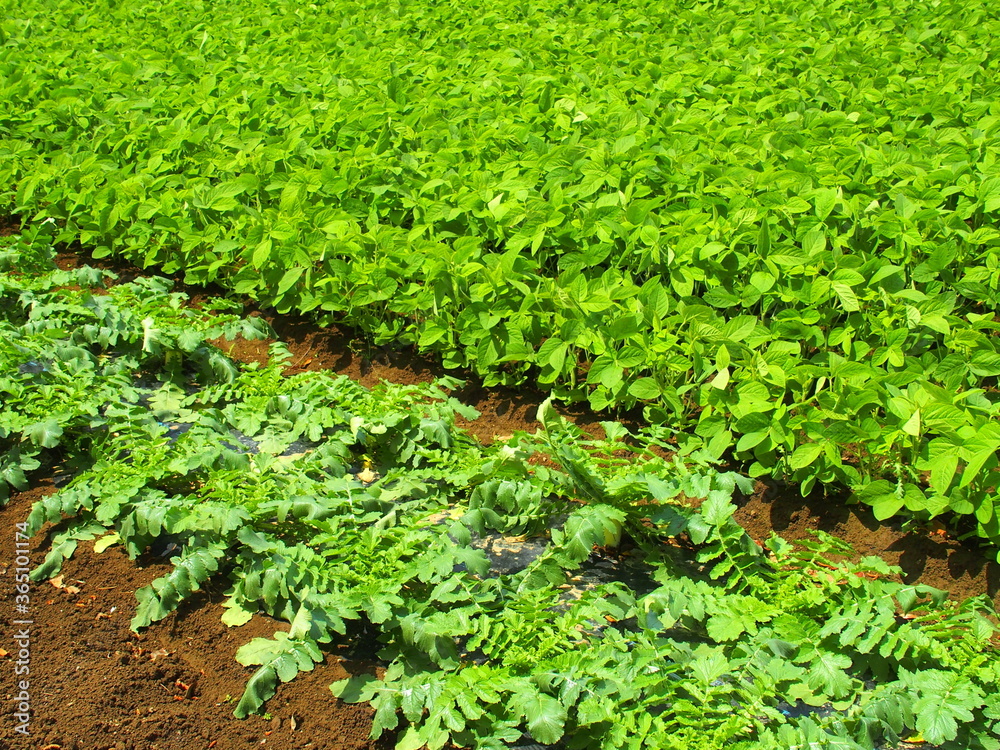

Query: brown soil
[735,481,999,607]
[1,237,997,748]
[0,216,19,237]
[2,481,392,750]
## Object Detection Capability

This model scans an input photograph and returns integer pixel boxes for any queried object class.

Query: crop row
[2,0,1000,547]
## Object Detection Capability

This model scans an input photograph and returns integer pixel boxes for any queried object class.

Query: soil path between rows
[1,233,997,749]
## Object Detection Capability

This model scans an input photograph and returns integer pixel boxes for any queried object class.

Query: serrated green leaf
[515,691,566,745]
[25,419,63,448]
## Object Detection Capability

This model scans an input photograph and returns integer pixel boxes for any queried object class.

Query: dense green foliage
[3,231,1000,749]
[2,1,1000,540]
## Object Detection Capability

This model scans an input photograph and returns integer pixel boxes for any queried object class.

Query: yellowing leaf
[902,409,921,437]
[93,532,121,553]
[710,367,730,390]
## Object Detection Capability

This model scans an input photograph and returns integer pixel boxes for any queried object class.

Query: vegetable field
[4,0,1000,545]
[3,227,1000,749]
[3,0,1000,747]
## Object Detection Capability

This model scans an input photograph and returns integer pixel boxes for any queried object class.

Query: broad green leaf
[277,266,304,296]
[628,377,661,400]
[221,601,255,627]
[831,282,860,312]
[789,443,823,471]
[25,419,63,448]
[515,692,566,745]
